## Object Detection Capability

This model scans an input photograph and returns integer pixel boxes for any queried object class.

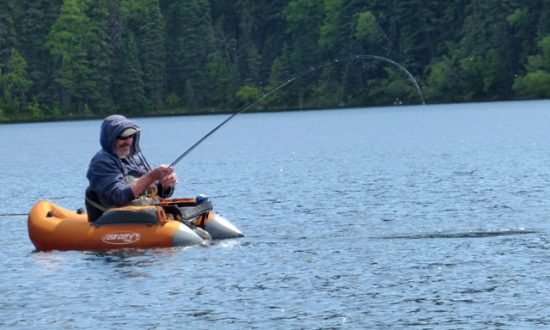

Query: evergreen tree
[207,51,239,108]
[236,0,262,86]
[283,0,323,69]
[423,2,470,102]
[0,0,18,66]
[4,0,550,121]
[255,0,287,79]
[453,0,516,100]
[282,0,324,107]
[164,0,186,97]
[46,0,94,113]
[0,49,32,116]
[106,0,126,112]
[267,44,292,108]
[177,0,217,108]
[140,0,166,112]
[115,32,147,114]
[537,0,550,37]
[18,0,63,108]
[513,35,550,98]
[125,0,166,112]
[85,0,115,114]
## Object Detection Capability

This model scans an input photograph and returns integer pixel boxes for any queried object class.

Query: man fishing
[85,114,177,221]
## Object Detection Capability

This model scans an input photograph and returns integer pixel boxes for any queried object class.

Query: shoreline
[1,98,546,125]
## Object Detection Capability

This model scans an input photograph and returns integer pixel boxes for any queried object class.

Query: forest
[1,0,550,122]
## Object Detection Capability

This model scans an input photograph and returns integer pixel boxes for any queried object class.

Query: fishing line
[169,54,424,167]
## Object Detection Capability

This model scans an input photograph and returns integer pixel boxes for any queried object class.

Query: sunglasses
[117,134,134,141]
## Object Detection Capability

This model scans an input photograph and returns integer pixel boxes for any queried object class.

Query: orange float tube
[28,200,211,251]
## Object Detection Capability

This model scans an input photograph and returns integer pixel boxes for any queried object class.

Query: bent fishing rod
[169,54,425,168]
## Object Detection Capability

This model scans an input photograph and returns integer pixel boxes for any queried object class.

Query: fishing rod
[169,54,425,168]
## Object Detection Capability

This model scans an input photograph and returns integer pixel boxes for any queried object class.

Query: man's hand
[150,165,174,181]
[160,171,178,188]
[132,165,176,197]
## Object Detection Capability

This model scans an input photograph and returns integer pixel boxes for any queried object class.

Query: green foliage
[165,92,181,109]
[425,57,462,102]
[514,35,550,98]
[207,52,239,107]
[2,0,550,122]
[507,8,527,26]
[527,36,550,71]
[236,0,261,85]
[267,51,292,107]
[355,11,383,44]
[46,0,94,113]
[236,85,260,105]
[85,0,114,114]
[513,70,550,98]
[319,0,343,50]
[283,0,323,67]
[27,97,44,119]
[115,32,146,114]
[139,0,167,112]
[0,0,17,65]
[46,102,62,118]
[0,48,32,115]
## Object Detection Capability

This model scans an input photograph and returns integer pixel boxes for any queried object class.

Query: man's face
[115,134,133,157]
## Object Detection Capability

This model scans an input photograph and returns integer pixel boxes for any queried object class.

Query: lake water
[1,100,550,329]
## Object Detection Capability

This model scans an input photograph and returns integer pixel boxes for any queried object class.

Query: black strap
[85,187,108,222]
[179,201,213,220]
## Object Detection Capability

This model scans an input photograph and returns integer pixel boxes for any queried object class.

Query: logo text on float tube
[101,231,141,245]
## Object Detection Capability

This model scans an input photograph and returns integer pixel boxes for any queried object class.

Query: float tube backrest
[93,205,163,225]
[85,187,106,222]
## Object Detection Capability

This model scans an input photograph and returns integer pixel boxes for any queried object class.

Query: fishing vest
[123,175,161,206]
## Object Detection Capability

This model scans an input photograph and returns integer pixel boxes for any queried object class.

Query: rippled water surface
[1,101,550,329]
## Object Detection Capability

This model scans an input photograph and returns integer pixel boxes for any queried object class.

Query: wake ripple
[375,229,539,240]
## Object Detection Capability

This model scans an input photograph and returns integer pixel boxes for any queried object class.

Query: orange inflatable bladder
[27,200,206,251]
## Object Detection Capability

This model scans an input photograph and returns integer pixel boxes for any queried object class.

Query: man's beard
[116,144,131,158]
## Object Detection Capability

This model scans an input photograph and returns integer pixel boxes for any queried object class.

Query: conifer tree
[115,32,147,114]
[3,0,550,120]
[85,0,114,114]
[0,0,18,66]
[207,51,239,108]
[267,44,292,108]
[455,0,516,99]
[232,0,262,101]
[513,35,550,98]
[178,0,216,108]
[46,0,94,113]
[164,0,186,98]
[17,0,62,103]
[144,0,166,112]
[538,0,550,37]
[282,0,324,107]
[0,49,32,115]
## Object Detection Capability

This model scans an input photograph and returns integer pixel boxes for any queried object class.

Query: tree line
[1,0,550,122]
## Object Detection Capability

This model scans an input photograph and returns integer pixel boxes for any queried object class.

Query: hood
[100,114,141,155]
